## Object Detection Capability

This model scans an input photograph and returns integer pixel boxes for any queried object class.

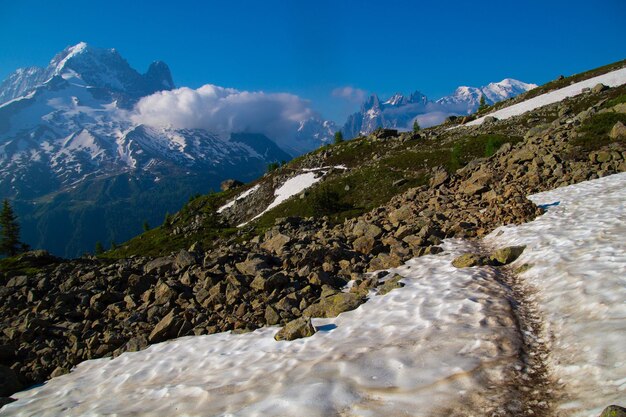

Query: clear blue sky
[1,0,625,122]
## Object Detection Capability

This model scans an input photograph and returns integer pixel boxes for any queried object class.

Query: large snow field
[466,67,626,126]
[2,173,624,416]
[485,172,626,416]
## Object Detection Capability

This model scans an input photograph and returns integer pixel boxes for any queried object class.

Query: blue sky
[1,0,625,122]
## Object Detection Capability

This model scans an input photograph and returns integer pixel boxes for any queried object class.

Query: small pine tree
[143,221,151,232]
[478,94,487,112]
[267,162,280,173]
[110,240,117,250]
[0,199,23,257]
[412,119,421,132]
[164,212,172,226]
[95,241,104,255]
[334,131,344,144]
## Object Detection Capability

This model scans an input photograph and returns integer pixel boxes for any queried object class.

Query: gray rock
[144,257,173,274]
[260,233,291,255]
[303,292,364,318]
[148,309,181,343]
[452,253,486,268]
[599,405,626,417]
[489,246,526,265]
[609,121,626,140]
[220,179,244,191]
[274,317,316,341]
[592,83,609,94]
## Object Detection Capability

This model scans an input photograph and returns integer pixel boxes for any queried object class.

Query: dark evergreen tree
[0,199,23,257]
[95,241,105,255]
[478,94,487,112]
[143,221,151,232]
[412,120,421,132]
[334,131,344,144]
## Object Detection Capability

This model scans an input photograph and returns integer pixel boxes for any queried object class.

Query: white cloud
[331,86,367,103]
[131,84,316,150]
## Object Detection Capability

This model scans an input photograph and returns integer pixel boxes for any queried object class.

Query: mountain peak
[145,61,175,90]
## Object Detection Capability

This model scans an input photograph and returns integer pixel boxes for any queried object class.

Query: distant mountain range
[341,78,537,138]
[0,42,535,256]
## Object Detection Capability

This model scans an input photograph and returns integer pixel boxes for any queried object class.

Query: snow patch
[239,171,326,226]
[467,68,626,126]
[217,184,260,213]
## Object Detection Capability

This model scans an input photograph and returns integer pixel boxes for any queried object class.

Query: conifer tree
[0,199,22,257]
[412,120,421,132]
[95,241,105,255]
[478,94,487,112]
[334,131,344,144]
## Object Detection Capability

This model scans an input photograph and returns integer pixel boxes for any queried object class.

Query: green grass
[572,112,626,152]
[102,188,244,258]
[0,253,58,278]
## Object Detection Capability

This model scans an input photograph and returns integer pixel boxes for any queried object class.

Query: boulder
[377,274,405,295]
[148,309,182,343]
[352,236,376,254]
[352,220,382,239]
[220,179,244,191]
[429,169,449,188]
[599,405,626,417]
[303,293,364,318]
[174,250,196,269]
[388,206,414,225]
[144,257,173,274]
[265,306,281,325]
[260,233,292,255]
[489,246,526,265]
[591,83,608,94]
[609,121,626,140]
[236,256,269,276]
[274,317,316,341]
[452,253,486,268]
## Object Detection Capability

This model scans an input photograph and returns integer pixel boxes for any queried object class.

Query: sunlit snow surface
[3,173,625,416]
[485,172,626,417]
[466,67,626,126]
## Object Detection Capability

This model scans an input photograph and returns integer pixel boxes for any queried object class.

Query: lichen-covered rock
[274,317,316,341]
[377,274,405,295]
[451,253,486,268]
[303,293,365,318]
[599,405,626,417]
[490,246,526,265]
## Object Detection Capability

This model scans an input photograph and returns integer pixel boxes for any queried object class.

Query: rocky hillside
[0,62,625,408]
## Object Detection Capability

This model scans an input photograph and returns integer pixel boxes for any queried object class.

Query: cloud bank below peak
[131,84,320,151]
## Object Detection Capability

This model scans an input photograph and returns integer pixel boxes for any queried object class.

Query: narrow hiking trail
[3,173,625,416]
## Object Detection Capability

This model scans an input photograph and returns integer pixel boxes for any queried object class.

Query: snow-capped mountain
[341,79,537,138]
[436,78,538,113]
[0,42,307,256]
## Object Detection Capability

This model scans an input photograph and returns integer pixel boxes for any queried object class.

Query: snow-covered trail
[467,67,626,126]
[2,173,624,417]
[485,172,626,417]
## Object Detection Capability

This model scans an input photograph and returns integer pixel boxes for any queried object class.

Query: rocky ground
[0,84,625,409]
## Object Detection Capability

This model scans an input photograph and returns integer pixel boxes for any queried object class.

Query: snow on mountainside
[0,42,321,256]
[341,79,537,138]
